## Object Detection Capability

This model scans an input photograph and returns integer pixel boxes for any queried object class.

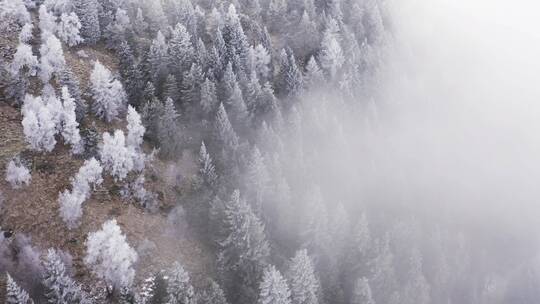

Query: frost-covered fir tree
[72,0,100,44]
[133,8,148,35]
[319,19,344,79]
[90,60,127,122]
[163,74,180,103]
[218,190,270,302]
[157,97,181,159]
[199,141,218,188]
[351,277,374,304]
[148,31,169,89]
[42,248,86,303]
[168,23,194,78]
[245,146,269,215]
[5,158,31,189]
[214,103,239,153]
[39,34,66,84]
[198,279,228,304]
[57,12,83,47]
[401,248,430,304]
[304,57,324,89]
[99,130,135,181]
[200,77,217,116]
[84,219,138,292]
[258,265,291,304]
[60,87,83,154]
[277,49,303,101]
[57,67,86,121]
[287,249,319,304]
[6,272,33,304]
[166,261,195,304]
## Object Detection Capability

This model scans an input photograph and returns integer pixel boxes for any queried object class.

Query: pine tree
[214,103,239,153]
[89,60,127,122]
[198,279,228,304]
[319,18,344,79]
[304,56,324,88]
[351,277,374,304]
[287,249,319,304]
[73,0,100,44]
[148,31,169,90]
[57,67,86,121]
[42,248,86,304]
[245,146,269,215]
[200,77,218,116]
[117,41,143,107]
[57,12,83,47]
[180,63,203,112]
[163,74,180,103]
[218,190,270,302]
[226,79,248,128]
[266,0,287,33]
[223,5,249,70]
[158,98,181,159]
[6,273,33,304]
[258,265,291,304]
[133,8,148,35]
[199,141,218,188]
[277,49,303,102]
[168,23,194,79]
[401,249,430,304]
[166,262,195,304]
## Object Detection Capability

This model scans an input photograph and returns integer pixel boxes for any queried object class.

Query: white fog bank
[365,0,540,234]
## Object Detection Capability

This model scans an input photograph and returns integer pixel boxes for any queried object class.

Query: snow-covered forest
[1,0,540,303]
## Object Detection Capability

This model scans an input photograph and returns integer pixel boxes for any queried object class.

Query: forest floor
[0,26,215,300]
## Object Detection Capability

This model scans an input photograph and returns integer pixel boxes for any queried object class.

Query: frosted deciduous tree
[42,248,86,303]
[39,5,57,38]
[21,94,58,152]
[60,87,82,154]
[6,272,33,304]
[199,141,217,187]
[19,22,33,43]
[126,105,145,149]
[0,0,31,25]
[90,61,126,122]
[287,250,319,304]
[10,42,38,77]
[85,219,138,291]
[59,157,102,228]
[166,261,195,304]
[5,158,31,189]
[258,265,291,304]
[39,35,66,84]
[99,130,135,181]
[57,12,83,47]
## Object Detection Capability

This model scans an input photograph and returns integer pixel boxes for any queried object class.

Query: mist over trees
[0,0,538,303]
